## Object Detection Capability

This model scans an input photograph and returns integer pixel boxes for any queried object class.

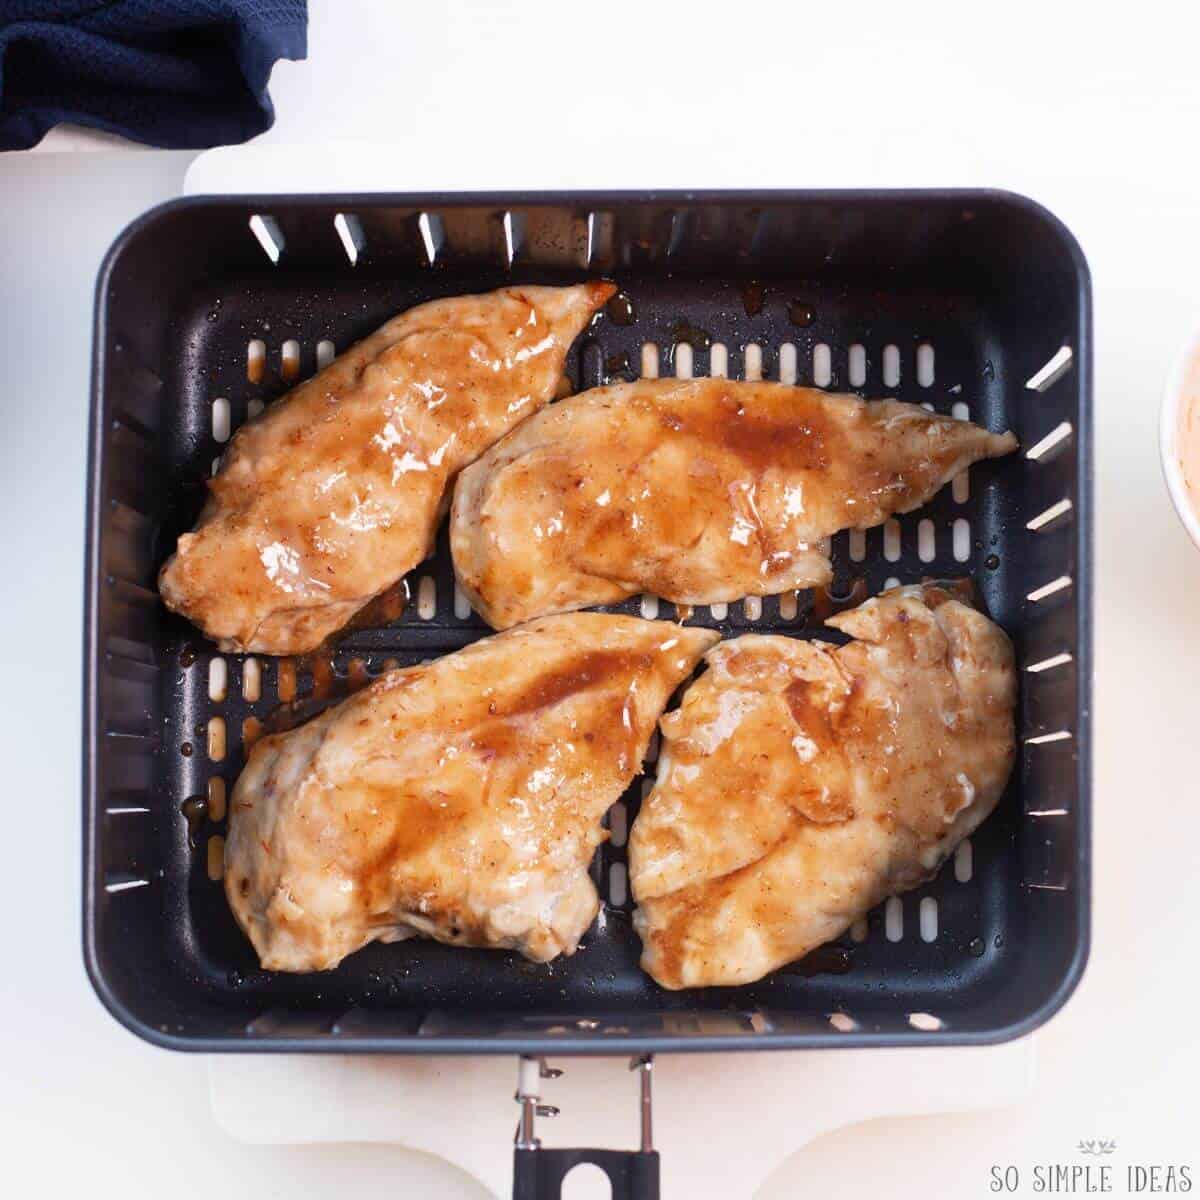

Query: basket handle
[511,1056,660,1200]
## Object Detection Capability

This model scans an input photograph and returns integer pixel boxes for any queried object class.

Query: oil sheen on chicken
[159,282,613,655]
[224,614,718,972]
[451,380,1017,629]
[629,584,1016,989]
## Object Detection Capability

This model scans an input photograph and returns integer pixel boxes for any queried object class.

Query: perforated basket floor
[84,191,1091,1052]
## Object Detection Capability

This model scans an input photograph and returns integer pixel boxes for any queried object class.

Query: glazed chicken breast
[451,380,1016,629]
[629,584,1016,989]
[225,614,718,973]
[160,282,613,655]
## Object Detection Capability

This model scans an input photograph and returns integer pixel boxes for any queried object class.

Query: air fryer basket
[84,190,1091,1054]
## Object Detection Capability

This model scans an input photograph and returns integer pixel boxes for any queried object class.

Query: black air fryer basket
[84,191,1091,1064]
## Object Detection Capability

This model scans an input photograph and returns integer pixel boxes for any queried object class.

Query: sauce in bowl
[1165,332,1200,546]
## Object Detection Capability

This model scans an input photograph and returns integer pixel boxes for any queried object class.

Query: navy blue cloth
[0,1,306,150]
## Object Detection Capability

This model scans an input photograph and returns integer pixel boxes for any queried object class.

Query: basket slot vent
[106,575,157,606]
[884,575,900,589]
[104,873,150,894]
[1027,574,1072,603]
[674,341,693,379]
[952,517,971,561]
[609,802,628,848]
[848,343,866,388]
[583,211,597,265]
[850,918,868,942]
[954,839,973,882]
[246,398,264,421]
[248,214,284,264]
[1027,652,1072,674]
[883,519,901,562]
[105,788,153,814]
[609,862,628,906]
[416,212,444,266]
[709,601,728,619]
[749,1011,773,1034]
[710,342,728,378]
[208,777,227,822]
[949,402,973,499]
[882,343,900,388]
[280,339,300,384]
[916,343,935,388]
[744,595,762,621]
[779,591,798,620]
[908,1012,944,1031]
[1026,498,1072,532]
[211,397,231,443]
[241,657,261,702]
[640,594,659,619]
[333,212,365,265]
[744,342,763,381]
[779,342,797,384]
[276,659,297,702]
[848,528,866,562]
[104,725,158,748]
[207,835,225,880]
[1025,345,1073,392]
[640,342,659,378]
[812,343,832,387]
[106,634,155,665]
[207,716,226,761]
[829,1012,857,1033]
[453,582,471,620]
[1026,729,1072,746]
[884,896,903,941]
[245,1010,333,1038]
[417,575,436,620]
[1025,420,1073,462]
[919,897,938,942]
[498,210,524,268]
[917,519,936,562]
[111,407,157,445]
[585,211,615,268]
[207,656,227,702]
[664,210,687,257]
[246,339,265,383]
[316,339,336,369]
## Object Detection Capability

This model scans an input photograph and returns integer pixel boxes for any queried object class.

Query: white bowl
[1161,326,1200,548]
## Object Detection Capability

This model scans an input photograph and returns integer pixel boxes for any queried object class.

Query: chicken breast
[629,584,1015,989]
[225,613,718,972]
[160,282,613,654]
[451,380,1017,629]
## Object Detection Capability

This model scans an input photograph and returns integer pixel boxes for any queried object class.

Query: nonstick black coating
[84,191,1091,1051]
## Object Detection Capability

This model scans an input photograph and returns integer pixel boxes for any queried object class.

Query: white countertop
[3,3,1199,1196]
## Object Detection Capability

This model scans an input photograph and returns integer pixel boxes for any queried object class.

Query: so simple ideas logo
[990,1143,1192,1195]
